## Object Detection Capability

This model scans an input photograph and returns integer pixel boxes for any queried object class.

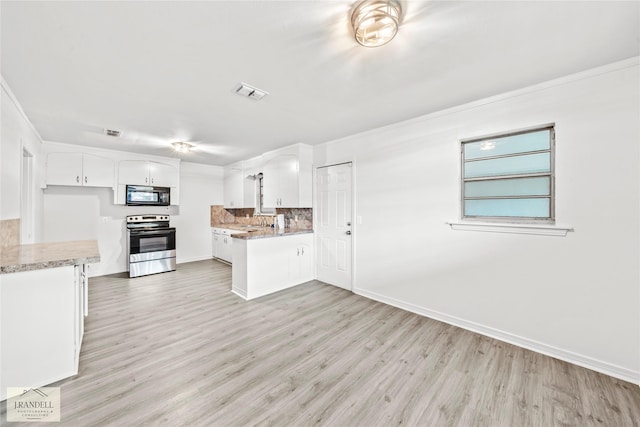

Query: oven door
[128,228,176,262]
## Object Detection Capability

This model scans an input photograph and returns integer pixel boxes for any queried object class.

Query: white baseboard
[231,288,248,300]
[176,255,215,264]
[354,287,639,385]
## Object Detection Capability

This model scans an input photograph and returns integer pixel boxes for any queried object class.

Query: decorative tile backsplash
[1,218,20,247]
[210,206,312,230]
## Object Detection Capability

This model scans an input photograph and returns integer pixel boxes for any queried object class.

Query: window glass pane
[464,152,550,178]
[465,177,550,197]
[465,198,550,218]
[464,129,550,160]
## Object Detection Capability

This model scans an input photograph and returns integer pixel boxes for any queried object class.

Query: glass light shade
[351,0,402,47]
[172,142,192,153]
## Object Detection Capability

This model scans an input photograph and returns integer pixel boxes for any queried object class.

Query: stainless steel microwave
[126,185,170,206]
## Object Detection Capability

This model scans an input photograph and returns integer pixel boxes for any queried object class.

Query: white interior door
[316,163,352,290]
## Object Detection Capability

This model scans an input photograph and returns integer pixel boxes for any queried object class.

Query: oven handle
[129,229,175,236]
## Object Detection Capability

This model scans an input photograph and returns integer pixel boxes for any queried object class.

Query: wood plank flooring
[2,259,639,426]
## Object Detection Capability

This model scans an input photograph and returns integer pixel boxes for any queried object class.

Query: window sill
[446,221,574,236]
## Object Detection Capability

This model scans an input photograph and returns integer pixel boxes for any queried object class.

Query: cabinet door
[46,152,83,186]
[224,165,243,208]
[73,265,85,369]
[118,160,150,185]
[149,162,178,187]
[298,244,313,282]
[212,232,219,258]
[278,155,299,207]
[263,154,299,207]
[219,236,233,263]
[289,243,312,283]
[82,154,114,187]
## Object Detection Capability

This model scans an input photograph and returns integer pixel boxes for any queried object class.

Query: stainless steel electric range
[126,214,176,278]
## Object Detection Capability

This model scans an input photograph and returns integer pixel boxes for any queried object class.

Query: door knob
[346,230,351,235]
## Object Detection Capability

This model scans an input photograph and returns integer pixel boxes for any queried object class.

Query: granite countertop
[232,227,313,240]
[211,224,261,232]
[1,240,101,274]
[211,223,313,240]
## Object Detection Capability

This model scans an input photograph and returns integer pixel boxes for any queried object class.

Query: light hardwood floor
[2,260,639,426]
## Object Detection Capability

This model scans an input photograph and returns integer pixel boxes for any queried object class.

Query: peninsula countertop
[211,223,313,240]
[1,240,101,274]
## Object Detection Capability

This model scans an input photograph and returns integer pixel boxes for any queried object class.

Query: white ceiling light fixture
[172,142,193,153]
[351,0,402,47]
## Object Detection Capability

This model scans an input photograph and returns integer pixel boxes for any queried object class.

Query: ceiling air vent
[103,129,122,137]
[233,82,268,101]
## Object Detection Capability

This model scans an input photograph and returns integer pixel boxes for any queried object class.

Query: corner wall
[314,59,640,383]
[1,78,44,242]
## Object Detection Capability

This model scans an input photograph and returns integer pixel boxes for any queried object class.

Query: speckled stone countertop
[0,240,101,274]
[211,224,261,232]
[211,223,313,240]
[230,227,313,240]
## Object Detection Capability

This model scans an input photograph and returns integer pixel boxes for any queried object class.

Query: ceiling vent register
[233,82,269,101]
[103,129,122,137]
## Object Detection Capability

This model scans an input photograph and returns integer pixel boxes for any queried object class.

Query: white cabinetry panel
[46,152,114,187]
[223,163,244,208]
[232,233,314,300]
[1,265,86,401]
[118,160,177,187]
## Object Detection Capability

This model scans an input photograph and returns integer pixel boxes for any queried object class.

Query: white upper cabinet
[263,154,299,208]
[223,162,244,208]
[46,152,114,187]
[262,144,312,208]
[118,160,178,187]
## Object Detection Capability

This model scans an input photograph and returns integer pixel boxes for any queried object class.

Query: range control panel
[126,215,170,223]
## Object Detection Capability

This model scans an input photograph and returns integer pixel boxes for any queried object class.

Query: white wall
[173,162,223,264]
[314,59,640,383]
[1,78,44,241]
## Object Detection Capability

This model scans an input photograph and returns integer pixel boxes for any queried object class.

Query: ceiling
[2,1,638,166]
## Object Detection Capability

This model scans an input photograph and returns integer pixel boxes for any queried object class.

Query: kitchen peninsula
[231,228,314,300]
[0,239,100,400]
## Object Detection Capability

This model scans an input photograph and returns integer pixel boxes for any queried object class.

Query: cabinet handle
[151,178,154,184]
[301,247,304,255]
[297,248,300,256]
[346,230,352,235]
[76,175,80,183]
[85,176,88,184]
[145,177,148,184]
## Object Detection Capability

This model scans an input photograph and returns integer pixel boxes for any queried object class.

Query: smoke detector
[233,82,268,101]
[103,129,122,137]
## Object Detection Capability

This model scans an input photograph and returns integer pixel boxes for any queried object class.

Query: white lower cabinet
[212,228,238,263]
[232,233,314,300]
[1,265,87,401]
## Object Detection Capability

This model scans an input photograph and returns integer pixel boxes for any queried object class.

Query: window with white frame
[461,125,555,222]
